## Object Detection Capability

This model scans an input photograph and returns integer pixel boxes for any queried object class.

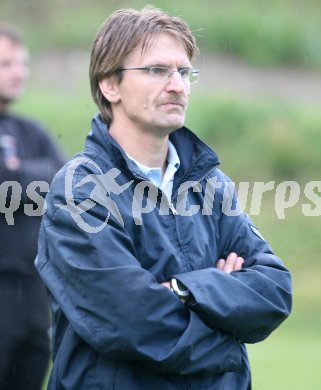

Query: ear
[99,76,121,103]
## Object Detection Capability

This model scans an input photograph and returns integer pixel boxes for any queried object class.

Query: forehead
[0,37,28,58]
[126,33,191,66]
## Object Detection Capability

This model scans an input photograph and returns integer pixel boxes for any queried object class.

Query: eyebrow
[143,63,193,69]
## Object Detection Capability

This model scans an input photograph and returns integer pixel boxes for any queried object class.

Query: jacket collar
[86,113,220,184]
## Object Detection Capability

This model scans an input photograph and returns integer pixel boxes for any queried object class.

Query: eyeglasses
[116,66,200,85]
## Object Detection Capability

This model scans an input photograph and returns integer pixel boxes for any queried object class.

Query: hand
[216,252,244,274]
[4,156,21,170]
[162,281,171,289]
[161,252,244,288]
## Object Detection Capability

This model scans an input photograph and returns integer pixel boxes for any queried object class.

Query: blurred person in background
[36,7,292,390]
[0,24,64,390]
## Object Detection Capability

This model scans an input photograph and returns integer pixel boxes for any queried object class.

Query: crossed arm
[37,170,291,376]
[162,252,244,290]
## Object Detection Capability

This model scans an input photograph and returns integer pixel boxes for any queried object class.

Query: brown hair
[89,6,198,124]
[0,23,23,45]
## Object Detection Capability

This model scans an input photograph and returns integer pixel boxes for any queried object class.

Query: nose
[165,70,186,93]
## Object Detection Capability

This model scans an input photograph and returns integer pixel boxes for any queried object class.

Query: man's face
[0,37,29,106]
[108,33,192,136]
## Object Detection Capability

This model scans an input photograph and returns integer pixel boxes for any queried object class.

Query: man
[36,7,292,390]
[0,24,64,390]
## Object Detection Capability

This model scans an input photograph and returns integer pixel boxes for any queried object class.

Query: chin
[170,120,185,131]
[151,114,185,133]
[157,123,184,134]
[165,116,185,130]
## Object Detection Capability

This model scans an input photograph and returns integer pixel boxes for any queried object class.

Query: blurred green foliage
[2,0,321,68]
[15,86,321,184]
[187,94,321,182]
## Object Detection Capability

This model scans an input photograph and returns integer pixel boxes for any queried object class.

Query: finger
[216,259,225,270]
[223,252,237,274]
[233,257,244,272]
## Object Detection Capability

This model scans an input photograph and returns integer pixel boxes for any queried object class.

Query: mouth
[162,102,185,109]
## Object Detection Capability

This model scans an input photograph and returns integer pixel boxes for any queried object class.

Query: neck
[109,122,169,172]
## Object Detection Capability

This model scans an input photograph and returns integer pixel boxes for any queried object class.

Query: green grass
[244,188,321,389]
[248,329,321,389]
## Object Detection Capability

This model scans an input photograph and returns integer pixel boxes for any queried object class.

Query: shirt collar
[126,140,180,189]
[167,140,180,170]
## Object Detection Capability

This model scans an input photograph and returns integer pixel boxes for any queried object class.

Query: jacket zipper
[130,165,218,216]
[169,202,178,215]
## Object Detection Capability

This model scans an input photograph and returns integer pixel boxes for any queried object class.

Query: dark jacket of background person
[0,112,64,275]
[36,114,292,390]
[0,23,65,390]
[0,112,65,390]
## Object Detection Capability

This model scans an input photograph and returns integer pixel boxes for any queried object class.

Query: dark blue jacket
[36,114,292,389]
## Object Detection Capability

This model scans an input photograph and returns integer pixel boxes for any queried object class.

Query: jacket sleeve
[36,186,243,376]
[2,128,65,191]
[0,125,65,211]
[174,176,292,344]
